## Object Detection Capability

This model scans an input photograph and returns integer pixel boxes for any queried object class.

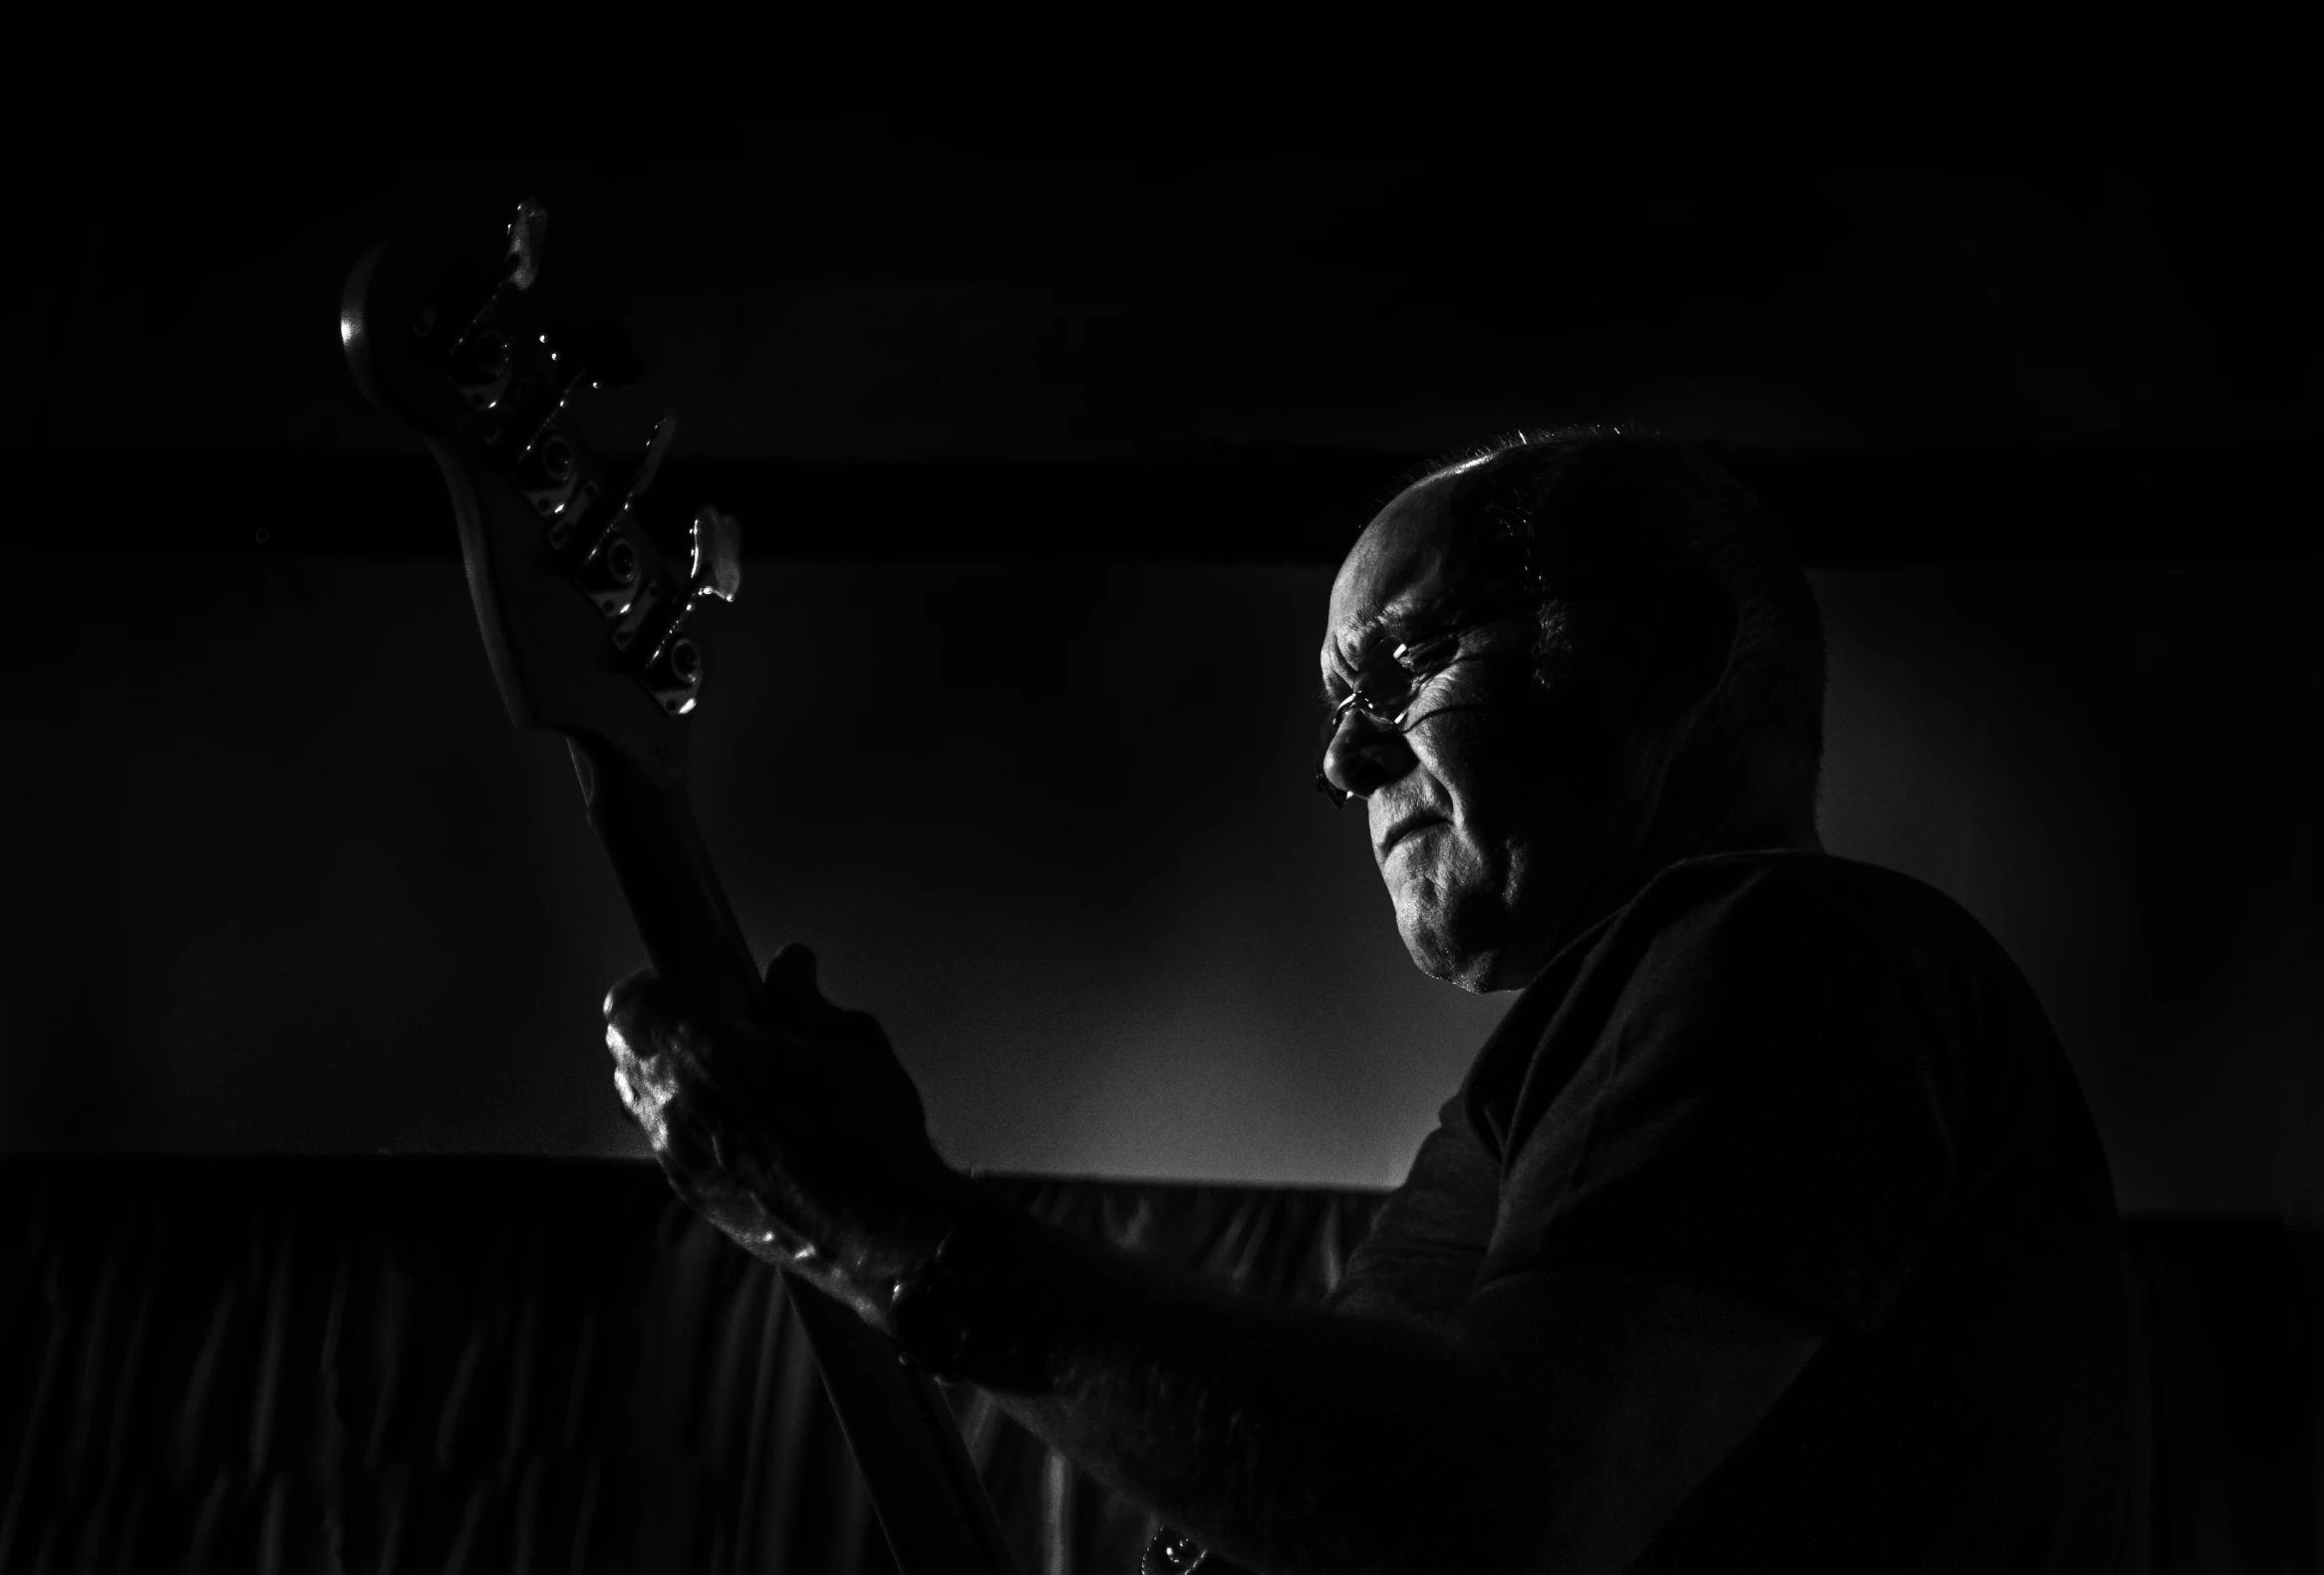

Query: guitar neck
[567,736,1020,1575]
[566,737,763,1022]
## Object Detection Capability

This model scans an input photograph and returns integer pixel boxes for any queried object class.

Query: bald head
[1323,466,1524,679]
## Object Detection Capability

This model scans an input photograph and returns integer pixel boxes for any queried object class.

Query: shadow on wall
[0,557,2311,1218]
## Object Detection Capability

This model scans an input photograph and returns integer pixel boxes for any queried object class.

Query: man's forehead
[1322,472,1492,661]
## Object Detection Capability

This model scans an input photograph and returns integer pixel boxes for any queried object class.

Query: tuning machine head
[501,199,547,292]
[690,505,742,605]
[630,507,744,716]
[579,529,645,620]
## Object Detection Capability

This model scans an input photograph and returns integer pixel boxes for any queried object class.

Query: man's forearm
[908,1203,1538,1575]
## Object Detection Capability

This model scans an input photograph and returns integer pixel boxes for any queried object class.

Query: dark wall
[2,554,2311,1225]
[0,104,2312,1219]
[1816,564,2316,1225]
[5,101,2317,562]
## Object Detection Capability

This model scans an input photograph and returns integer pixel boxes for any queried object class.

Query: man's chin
[1394,884,1568,994]
[1394,910,1508,995]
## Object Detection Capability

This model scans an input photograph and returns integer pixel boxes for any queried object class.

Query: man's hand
[604,943,976,1329]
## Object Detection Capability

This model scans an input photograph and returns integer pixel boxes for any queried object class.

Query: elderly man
[606,428,2133,1573]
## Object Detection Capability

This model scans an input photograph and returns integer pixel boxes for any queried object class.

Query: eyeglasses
[1313,576,1664,806]
[1313,631,1486,807]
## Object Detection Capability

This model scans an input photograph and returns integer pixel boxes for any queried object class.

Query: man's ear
[1635,570,1738,727]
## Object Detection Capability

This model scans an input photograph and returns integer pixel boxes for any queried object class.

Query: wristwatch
[887,1207,1062,1394]
[1141,1527,1214,1573]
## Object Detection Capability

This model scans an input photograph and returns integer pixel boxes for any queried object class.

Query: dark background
[0,103,2313,1223]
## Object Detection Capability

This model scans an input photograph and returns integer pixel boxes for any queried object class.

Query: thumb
[762,942,822,1010]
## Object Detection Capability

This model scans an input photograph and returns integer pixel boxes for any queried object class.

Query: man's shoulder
[1610,850,1998,970]
[1470,850,2027,1158]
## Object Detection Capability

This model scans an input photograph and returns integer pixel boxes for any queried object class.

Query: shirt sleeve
[1481,861,1966,1337]
[1327,1098,1501,1326]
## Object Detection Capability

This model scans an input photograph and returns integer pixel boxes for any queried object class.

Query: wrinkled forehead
[1321,470,1513,669]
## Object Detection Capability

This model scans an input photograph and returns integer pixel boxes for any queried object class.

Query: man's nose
[1321,712,1416,801]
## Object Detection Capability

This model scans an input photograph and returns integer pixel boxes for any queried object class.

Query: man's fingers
[606,968,714,1067]
[602,966,663,1025]
[762,944,895,1064]
[766,943,865,1047]
[763,943,822,1010]
[662,1101,715,1172]
[765,942,817,993]
[604,971,666,1058]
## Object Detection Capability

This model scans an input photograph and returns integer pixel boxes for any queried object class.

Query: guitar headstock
[340,202,740,785]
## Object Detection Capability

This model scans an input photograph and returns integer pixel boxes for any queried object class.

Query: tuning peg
[632,506,744,716]
[512,322,648,513]
[542,316,646,391]
[523,321,634,445]
[502,199,547,292]
[441,200,551,362]
[644,506,743,654]
[546,411,675,557]
[628,413,677,502]
[691,505,742,604]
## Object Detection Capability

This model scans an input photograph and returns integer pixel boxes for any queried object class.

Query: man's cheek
[1382,841,1444,918]
[1389,831,1486,922]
